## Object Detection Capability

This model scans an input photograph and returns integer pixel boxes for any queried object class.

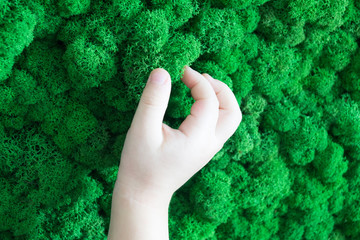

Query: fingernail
[149,69,167,85]
[186,65,194,72]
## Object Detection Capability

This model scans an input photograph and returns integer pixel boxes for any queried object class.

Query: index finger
[178,66,219,138]
[202,73,242,143]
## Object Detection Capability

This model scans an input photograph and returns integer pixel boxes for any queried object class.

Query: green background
[1,0,360,239]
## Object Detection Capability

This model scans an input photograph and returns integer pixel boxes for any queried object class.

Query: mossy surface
[1,0,360,239]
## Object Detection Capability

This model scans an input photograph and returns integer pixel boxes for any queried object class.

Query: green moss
[1,0,360,239]
[0,3,36,82]
[192,8,245,53]
[63,35,117,89]
[58,0,91,18]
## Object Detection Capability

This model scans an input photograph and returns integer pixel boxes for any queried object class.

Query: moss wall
[1,0,360,239]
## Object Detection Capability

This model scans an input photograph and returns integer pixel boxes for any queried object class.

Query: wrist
[114,169,174,209]
[109,172,172,240]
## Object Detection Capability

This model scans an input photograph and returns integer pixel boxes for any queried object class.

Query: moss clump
[1,0,360,239]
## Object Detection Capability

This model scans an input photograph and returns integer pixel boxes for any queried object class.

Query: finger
[130,68,171,145]
[202,73,242,143]
[178,66,219,138]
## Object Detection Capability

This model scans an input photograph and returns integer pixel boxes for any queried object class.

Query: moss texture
[1,0,360,239]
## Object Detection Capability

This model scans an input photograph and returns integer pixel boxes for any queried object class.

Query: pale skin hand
[108,66,242,240]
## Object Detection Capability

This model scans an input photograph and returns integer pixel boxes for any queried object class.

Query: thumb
[130,68,171,145]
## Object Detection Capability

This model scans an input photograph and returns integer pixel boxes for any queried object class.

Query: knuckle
[141,95,161,108]
[216,85,227,97]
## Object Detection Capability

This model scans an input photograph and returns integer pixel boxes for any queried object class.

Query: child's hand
[115,66,242,202]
